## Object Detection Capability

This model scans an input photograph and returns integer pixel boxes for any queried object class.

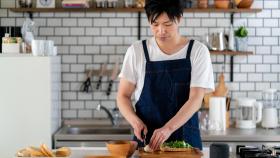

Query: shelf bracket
[137,12,141,40]
[27,11,33,19]
[230,12,234,82]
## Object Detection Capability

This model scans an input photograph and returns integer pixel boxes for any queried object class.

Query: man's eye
[165,23,173,26]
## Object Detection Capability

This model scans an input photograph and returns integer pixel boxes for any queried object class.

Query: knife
[96,63,107,90]
[141,130,147,146]
[106,60,119,96]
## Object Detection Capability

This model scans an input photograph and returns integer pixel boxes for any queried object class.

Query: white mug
[31,40,44,56]
[44,40,54,56]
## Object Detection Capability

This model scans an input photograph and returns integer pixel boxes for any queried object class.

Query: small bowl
[237,0,253,8]
[215,0,230,9]
[106,140,137,157]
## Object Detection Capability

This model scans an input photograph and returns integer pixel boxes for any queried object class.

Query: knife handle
[141,130,146,145]
[96,76,102,90]
[106,80,113,96]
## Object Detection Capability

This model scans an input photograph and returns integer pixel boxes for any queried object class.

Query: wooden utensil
[203,72,228,108]
[213,72,228,97]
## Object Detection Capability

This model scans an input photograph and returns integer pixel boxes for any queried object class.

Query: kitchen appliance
[210,143,229,158]
[207,32,227,51]
[0,55,61,157]
[235,98,262,129]
[261,89,279,129]
[209,97,226,131]
[236,145,280,158]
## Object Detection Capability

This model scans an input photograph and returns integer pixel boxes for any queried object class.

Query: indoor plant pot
[235,26,248,51]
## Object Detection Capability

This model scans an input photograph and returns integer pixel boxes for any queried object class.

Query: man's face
[150,12,181,42]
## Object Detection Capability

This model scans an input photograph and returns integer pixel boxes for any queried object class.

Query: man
[117,0,214,151]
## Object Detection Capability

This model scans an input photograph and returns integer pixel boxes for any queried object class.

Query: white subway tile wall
[1,0,280,119]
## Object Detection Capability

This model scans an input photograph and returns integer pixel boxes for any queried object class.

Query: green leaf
[163,140,192,148]
[235,26,248,38]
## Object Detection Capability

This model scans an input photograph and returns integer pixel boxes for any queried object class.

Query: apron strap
[186,39,195,58]
[142,39,195,61]
[142,40,150,62]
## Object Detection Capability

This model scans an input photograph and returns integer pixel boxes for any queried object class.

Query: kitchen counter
[68,147,216,158]
[55,120,280,151]
[61,119,280,142]
[201,127,280,142]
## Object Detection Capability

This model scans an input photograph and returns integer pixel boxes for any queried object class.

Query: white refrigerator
[0,54,61,157]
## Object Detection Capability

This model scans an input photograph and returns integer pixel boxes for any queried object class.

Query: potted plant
[235,26,248,51]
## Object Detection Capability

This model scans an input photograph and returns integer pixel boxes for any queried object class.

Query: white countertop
[68,147,211,158]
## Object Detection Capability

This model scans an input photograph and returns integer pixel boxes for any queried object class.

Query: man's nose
[158,25,166,34]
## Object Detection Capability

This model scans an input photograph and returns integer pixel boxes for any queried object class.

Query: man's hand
[149,126,172,150]
[132,118,148,142]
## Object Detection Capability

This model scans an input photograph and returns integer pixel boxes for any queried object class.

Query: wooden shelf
[210,50,253,55]
[10,7,143,12]
[183,8,262,13]
[10,7,262,13]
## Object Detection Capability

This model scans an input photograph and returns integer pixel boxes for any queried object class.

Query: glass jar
[96,0,108,8]
[124,0,135,8]
[108,0,117,8]
[112,108,121,126]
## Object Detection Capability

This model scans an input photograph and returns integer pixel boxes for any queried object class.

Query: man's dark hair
[144,0,184,24]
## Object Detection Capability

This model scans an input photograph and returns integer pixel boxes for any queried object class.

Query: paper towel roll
[209,97,226,131]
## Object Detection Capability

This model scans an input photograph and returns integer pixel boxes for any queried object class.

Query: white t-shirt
[119,37,215,102]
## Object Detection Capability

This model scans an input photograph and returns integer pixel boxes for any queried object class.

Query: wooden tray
[138,148,203,158]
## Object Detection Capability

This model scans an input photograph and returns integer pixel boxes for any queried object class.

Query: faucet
[96,104,116,126]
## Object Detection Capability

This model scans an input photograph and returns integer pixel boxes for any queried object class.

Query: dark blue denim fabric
[133,39,202,150]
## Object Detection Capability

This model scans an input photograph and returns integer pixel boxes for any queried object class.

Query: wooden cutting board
[138,149,203,158]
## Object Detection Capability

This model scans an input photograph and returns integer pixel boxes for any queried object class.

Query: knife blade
[106,60,119,96]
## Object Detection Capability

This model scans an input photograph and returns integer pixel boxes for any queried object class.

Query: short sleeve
[190,43,215,93]
[118,46,137,85]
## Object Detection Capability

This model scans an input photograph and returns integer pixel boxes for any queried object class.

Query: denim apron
[134,39,202,150]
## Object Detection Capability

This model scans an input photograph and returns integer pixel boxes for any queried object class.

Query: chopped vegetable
[162,140,192,148]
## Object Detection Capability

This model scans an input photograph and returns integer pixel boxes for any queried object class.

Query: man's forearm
[117,95,140,126]
[164,93,204,133]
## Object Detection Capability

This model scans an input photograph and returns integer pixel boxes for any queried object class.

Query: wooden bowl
[214,0,230,9]
[237,0,253,8]
[106,141,137,157]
